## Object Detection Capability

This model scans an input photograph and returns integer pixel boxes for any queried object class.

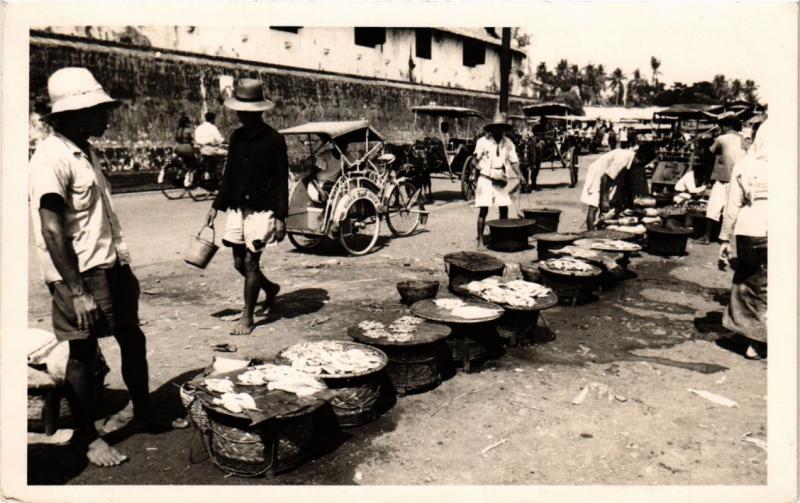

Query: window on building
[415,28,432,59]
[463,39,485,67]
[270,27,301,34]
[354,28,386,47]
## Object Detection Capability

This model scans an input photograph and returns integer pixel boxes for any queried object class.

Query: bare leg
[477,207,489,248]
[232,246,279,309]
[232,249,264,335]
[586,206,598,231]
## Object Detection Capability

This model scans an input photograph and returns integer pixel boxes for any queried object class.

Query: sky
[515,2,795,101]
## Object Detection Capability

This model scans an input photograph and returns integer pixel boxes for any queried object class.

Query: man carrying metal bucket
[205,79,288,335]
[29,68,180,467]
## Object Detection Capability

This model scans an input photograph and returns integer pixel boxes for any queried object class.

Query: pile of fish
[433,298,502,320]
[282,341,384,376]
[543,258,597,273]
[237,364,326,397]
[358,316,425,343]
[211,392,258,414]
[465,277,552,309]
[590,239,641,252]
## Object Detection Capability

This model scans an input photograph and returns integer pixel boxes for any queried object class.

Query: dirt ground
[26,158,766,485]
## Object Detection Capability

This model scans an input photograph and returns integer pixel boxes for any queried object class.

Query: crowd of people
[27,68,769,470]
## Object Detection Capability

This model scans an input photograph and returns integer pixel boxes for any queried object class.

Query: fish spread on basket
[544,258,596,273]
[433,297,501,319]
[211,392,258,414]
[433,298,466,310]
[554,246,602,261]
[203,377,235,394]
[590,239,640,251]
[237,364,327,397]
[282,341,383,376]
[358,316,425,343]
[465,277,552,308]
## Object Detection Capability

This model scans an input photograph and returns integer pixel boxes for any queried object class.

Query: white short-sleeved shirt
[474,135,519,178]
[674,170,706,195]
[194,122,226,156]
[603,149,636,180]
[315,148,343,184]
[29,133,131,284]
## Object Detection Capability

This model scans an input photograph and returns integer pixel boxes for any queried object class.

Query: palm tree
[743,80,759,103]
[627,69,646,106]
[555,59,570,91]
[609,68,626,105]
[650,56,662,86]
[712,74,729,101]
[595,64,607,104]
[582,63,597,104]
[729,79,743,101]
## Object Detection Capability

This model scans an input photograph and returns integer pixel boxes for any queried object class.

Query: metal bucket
[185,225,219,269]
[522,208,561,234]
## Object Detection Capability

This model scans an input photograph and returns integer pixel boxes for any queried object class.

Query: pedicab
[406,104,484,200]
[522,102,581,188]
[282,120,426,256]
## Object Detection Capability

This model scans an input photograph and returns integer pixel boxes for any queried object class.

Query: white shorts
[580,161,604,208]
[222,208,277,252]
[474,175,512,208]
[705,181,729,221]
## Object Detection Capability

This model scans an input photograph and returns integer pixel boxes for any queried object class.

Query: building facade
[44,26,528,95]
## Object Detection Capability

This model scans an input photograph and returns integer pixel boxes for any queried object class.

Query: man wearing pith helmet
[205,78,288,335]
[29,67,180,467]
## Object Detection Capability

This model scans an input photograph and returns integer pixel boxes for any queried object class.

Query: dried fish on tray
[411,298,504,324]
[237,364,327,397]
[349,316,450,347]
[589,239,642,252]
[276,341,388,379]
[541,258,600,275]
[459,277,556,310]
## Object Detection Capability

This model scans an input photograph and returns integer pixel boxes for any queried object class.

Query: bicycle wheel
[288,233,324,251]
[158,163,187,199]
[460,156,477,200]
[385,180,424,237]
[338,196,381,256]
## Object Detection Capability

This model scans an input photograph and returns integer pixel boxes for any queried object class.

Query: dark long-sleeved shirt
[212,122,289,218]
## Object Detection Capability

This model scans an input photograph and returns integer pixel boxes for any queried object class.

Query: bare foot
[692,237,710,245]
[86,438,128,467]
[231,317,255,335]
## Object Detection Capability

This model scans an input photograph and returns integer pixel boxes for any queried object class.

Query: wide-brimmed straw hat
[45,67,120,117]
[224,79,275,112]
[483,111,513,132]
[717,112,742,128]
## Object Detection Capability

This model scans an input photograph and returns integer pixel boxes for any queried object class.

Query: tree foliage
[523,54,760,107]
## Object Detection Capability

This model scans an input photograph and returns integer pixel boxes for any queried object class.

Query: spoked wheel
[158,163,188,200]
[338,196,381,256]
[288,233,324,251]
[160,186,186,200]
[188,187,216,201]
[385,179,424,237]
[460,156,477,200]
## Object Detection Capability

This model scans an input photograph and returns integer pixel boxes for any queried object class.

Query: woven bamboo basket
[326,375,384,427]
[384,342,447,395]
[201,401,326,478]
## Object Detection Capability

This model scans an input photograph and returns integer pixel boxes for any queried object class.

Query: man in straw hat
[205,78,287,335]
[29,68,180,467]
[473,111,522,248]
[695,112,746,244]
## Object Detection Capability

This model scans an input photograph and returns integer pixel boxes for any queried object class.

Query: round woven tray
[579,229,637,241]
[451,282,558,313]
[348,319,451,347]
[410,298,504,324]
[551,245,622,265]
[275,341,388,380]
[539,259,601,278]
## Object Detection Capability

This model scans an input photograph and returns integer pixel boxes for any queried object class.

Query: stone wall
[30,32,537,155]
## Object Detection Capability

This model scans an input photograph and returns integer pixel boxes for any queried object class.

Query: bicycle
[367,152,428,237]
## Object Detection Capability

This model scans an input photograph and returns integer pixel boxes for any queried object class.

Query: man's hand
[275,218,286,242]
[72,290,100,332]
[205,208,218,229]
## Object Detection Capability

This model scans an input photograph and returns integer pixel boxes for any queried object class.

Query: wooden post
[499,28,511,113]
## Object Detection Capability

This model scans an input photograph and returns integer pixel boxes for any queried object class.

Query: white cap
[47,67,119,116]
